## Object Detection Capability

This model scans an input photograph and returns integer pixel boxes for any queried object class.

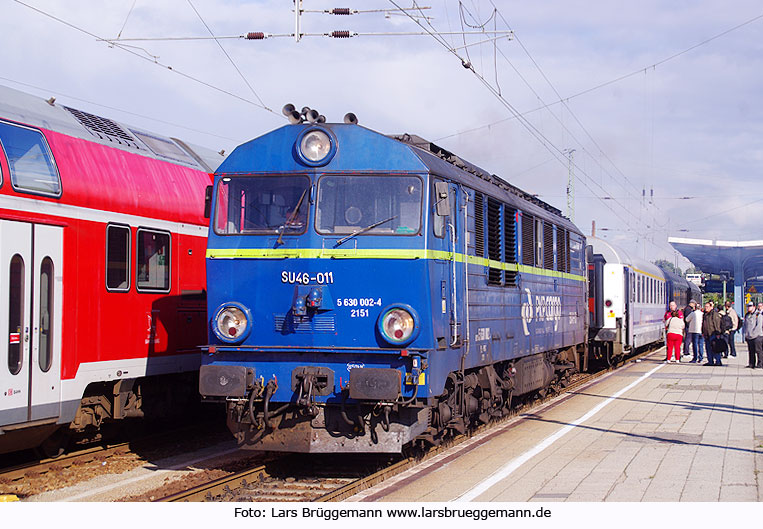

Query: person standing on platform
[664,300,683,321]
[682,300,695,357]
[686,301,704,363]
[743,301,762,369]
[665,308,685,363]
[720,300,739,358]
[702,301,723,366]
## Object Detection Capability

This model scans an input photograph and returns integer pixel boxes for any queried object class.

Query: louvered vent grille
[474,193,485,258]
[64,106,142,149]
[522,213,534,266]
[487,197,502,285]
[504,207,517,286]
[274,314,336,334]
[544,222,554,269]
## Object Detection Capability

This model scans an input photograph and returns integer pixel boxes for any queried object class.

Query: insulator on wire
[330,8,352,15]
[330,30,351,38]
[246,32,265,40]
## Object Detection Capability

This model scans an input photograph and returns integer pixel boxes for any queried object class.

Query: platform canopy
[668,236,763,315]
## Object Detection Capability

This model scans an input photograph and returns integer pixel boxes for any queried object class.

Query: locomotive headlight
[212,303,252,344]
[295,128,336,166]
[377,305,420,346]
[300,130,331,161]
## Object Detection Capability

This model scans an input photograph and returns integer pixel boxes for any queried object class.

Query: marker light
[212,303,252,343]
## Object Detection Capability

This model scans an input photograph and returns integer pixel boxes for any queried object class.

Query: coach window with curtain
[136,229,170,292]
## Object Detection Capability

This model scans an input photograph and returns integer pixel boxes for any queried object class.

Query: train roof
[390,134,563,217]
[0,83,225,172]
[217,123,580,233]
[587,236,664,278]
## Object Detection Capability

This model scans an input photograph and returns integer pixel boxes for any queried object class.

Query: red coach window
[136,228,170,293]
[106,224,131,292]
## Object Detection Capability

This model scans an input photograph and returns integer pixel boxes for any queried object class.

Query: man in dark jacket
[702,301,723,366]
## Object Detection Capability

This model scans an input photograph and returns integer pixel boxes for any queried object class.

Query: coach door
[0,221,62,427]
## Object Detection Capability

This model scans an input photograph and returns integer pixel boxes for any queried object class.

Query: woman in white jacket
[665,310,686,363]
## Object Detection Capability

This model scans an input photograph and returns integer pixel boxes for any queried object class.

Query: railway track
[158,347,661,503]
[0,419,229,497]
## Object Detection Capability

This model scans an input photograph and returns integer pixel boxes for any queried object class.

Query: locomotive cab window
[106,224,131,291]
[214,175,310,235]
[136,229,170,292]
[316,175,422,236]
[0,120,61,196]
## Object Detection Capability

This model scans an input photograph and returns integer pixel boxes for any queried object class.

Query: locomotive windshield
[315,175,422,236]
[214,175,310,235]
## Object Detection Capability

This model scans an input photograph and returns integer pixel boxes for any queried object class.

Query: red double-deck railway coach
[0,84,224,454]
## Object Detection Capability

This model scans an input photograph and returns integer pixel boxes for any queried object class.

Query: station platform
[351,345,763,502]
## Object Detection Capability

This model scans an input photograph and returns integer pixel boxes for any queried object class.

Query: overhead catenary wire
[186,0,269,110]
[387,0,637,232]
[487,1,642,199]
[13,0,279,117]
[435,9,763,143]
[102,30,512,42]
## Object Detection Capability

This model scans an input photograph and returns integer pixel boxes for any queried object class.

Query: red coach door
[30,224,63,421]
[0,221,62,428]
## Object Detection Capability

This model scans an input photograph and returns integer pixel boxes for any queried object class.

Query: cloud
[3,0,763,266]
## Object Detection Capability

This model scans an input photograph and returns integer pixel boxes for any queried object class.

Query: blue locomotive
[199,108,588,453]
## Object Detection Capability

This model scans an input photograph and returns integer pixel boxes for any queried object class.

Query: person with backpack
[702,301,724,366]
[720,300,739,358]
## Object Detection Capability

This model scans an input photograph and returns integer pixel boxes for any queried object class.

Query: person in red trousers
[665,307,686,363]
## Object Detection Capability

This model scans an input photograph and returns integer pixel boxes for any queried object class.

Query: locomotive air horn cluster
[281,103,358,125]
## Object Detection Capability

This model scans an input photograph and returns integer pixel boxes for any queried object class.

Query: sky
[3,0,763,270]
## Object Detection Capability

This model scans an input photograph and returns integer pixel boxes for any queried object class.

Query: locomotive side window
[38,257,54,373]
[136,229,170,292]
[432,179,446,238]
[534,218,543,267]
[316,175,422,236]
[214,176,310,235]
[569,233,584,274]
[106,224,131,292]
[0,121,61,197]
[8,255,24,375]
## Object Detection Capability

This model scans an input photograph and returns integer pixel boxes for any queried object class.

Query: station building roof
[668,237,763,281]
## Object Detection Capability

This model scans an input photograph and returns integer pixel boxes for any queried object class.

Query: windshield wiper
[276,187,309,245]
[334,215,397,247]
